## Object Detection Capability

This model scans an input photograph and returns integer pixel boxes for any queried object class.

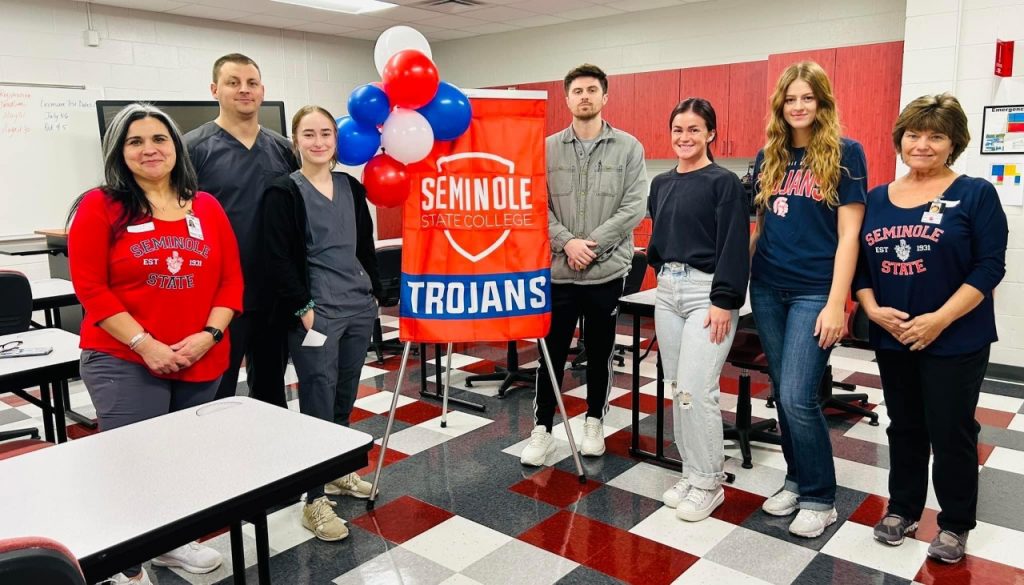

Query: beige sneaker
[325,472,373,499]
[301,496,349,541]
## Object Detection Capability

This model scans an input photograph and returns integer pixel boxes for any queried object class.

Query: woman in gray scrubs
[262,105,382,542]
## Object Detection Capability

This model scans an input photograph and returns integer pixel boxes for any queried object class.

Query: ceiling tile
[509,0,593,13]
[287,21,359,35]
[340,28,387,41]
[610,0,686,11]
[166,4,253,20]
[427,28,480,41]
[230,13,310,28]
[416,14,489,29]
[457,5,537,22]
[506,13,570,28]
[461,21,519,35]
[321,14,401,28]
[372,6,449,21]
[555,5,625,21]
[96,0,187,11]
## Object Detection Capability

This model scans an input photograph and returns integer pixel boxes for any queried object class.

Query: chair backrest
[848,302,871,344]
[0,271,32,335]
[375,245,402,307]
[0,537,86,585]
[623,251,648,296]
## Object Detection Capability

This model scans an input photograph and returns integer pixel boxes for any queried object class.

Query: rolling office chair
[571,251,649,370]
[723,315,782,469]
[0,536,86,585]
[370,245,405,364]
[817,303,879,425]
[0,271,42,443]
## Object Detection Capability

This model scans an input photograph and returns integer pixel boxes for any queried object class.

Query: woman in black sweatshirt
[648,98,750,523]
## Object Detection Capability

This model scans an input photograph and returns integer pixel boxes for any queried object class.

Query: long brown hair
[291,105,338,169]
[756,61,844,208]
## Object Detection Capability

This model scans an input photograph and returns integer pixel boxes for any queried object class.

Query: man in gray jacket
[522,63,648,466]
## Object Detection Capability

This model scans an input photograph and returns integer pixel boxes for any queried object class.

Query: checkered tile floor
[3,312,1024,584]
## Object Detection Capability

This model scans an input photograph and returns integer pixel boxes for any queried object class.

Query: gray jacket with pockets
[546,121,648,285]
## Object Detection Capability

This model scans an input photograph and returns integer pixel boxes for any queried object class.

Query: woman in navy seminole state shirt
[749,61,867,539]
[854,94,1007,564]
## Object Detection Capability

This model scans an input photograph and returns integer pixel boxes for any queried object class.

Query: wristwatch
[203,326,224,344]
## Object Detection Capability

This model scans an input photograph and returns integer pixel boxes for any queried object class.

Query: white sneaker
[152,541,223,574]
[762,488,800,516]
[325,472,372,498]
[520,426,555,466]
[103,569,153,584]
[662,478,691,508]
[788,508,838,538]
[676,486,725,522]
[580,417,605,457]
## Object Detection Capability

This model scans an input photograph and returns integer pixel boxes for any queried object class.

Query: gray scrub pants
[287,305,375,502]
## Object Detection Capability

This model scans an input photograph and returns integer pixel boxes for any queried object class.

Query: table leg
[655,356,664,458]
[39,383,55,443]
[230,521,246,584]
[630,311,641,455]
[51,380,68,443]
[254,513,271,584]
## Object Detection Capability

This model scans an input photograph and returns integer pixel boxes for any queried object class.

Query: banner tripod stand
[368,338,587,510]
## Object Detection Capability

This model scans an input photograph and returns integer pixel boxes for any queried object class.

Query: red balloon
[382,50,439,109]
[362,154,410,208]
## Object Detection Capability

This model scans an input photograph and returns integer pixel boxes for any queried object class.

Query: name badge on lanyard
[921,199,945,225]
[186,211,204,240]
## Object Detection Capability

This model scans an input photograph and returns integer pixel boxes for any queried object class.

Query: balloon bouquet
[338,26,473,208]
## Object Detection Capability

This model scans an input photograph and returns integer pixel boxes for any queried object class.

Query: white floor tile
[419,410,493,438]
[976,393,1024,413]
[1009,414,1024,433]
[359,364,389,380]
[821,521,929,579]
[970,520,1024,569]
[438,576,485,585]
[355,391,415,414]
[240,501,313,553]
[829,355,880,376]
[333,547,453,585]
[671,559,773,585]
[378,425,448,456]
[629,506,737,556]
[844,404,891,445]
[402,516,512,572]
[606,461,683,501]
[982,446,1024,475]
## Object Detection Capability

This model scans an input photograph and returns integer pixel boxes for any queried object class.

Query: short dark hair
[668,97,718,161]
[212,53,261,83]
[564,64,608,94]
[892,93,970,165]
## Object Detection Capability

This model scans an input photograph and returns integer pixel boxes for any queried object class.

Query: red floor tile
[711,484,767,525]
[1,389,38,407]
[847,494,940,543]
[350,495,454,544]
[609,391,671,415]
[719,375,770,397]
[843,372,882,389]
[356,385,381,398]
[561,394,589,419]
[517,510,622,565]
[354,443,409,477]
[66,422,100,440]
[458,359,500,375]
[348,407,376,424]
[978,442,995,466]
[975,407,1014,429]
[916,554,1024,585]
[604,428,671,460]
[393,401,443,425]
[509,467,602,508]
[585,529,698,585]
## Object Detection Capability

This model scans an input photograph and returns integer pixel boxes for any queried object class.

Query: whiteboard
[0,84,104,239]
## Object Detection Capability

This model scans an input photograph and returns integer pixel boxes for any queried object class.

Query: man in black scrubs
[185,53,298,406]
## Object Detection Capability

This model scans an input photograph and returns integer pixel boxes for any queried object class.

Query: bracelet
[128,331,150,351]
[294,300,316,318]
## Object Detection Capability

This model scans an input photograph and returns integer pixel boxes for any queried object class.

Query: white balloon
[374,26,432,77]
[381,109,434,164]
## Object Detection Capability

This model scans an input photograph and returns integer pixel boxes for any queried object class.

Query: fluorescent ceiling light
[270,0,397,15]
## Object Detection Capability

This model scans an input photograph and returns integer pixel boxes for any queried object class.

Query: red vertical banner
[400,92,550,343]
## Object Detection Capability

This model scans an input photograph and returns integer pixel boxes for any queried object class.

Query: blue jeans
[749,280,835,509]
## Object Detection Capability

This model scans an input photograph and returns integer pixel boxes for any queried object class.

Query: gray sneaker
[873,514,918,546]
[927,529,968,563]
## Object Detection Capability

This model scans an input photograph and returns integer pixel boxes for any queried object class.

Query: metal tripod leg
[537,338,587,483]
[441,342,453,428]
[367,342,413,511]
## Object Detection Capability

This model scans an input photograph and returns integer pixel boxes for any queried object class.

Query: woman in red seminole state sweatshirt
[67,103,242,584]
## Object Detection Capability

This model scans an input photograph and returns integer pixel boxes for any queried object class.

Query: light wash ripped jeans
[654,263,738,489]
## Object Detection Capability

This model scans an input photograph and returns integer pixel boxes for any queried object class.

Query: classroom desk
[0,328,80,443]
[0,240,66,257]
[618,288,751,470]
[0,396,373,584]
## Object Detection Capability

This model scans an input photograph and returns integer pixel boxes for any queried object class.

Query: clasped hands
[565,238,598,271]
[868,306,950,351]
[136,331,216,374]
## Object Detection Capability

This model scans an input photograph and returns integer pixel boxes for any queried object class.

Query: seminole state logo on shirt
[863,224,944,276]
[130,235,209,289]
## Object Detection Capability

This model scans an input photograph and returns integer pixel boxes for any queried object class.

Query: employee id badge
[185,212,204,240]
[922,199,945,225]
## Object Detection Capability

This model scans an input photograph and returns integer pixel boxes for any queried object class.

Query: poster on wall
[981,105,1024,154]
[985,160,1024,206]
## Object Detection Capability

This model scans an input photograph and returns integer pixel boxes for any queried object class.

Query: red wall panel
[633,70,681,159]
[679,65,732,158]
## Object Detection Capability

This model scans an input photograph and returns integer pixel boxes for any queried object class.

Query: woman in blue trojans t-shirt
[854,94,1007,563]
[749,61,867,539]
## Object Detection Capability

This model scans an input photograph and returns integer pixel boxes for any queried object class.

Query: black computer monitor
[95,100,288,140]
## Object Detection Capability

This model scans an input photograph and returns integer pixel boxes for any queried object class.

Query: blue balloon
[336,116,381,166]
[348,84,391,128]
[417,81,472,141]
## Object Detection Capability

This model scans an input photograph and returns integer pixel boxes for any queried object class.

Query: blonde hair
[291,105,338,169]
[892,93,970,166]
[756,61,844,208]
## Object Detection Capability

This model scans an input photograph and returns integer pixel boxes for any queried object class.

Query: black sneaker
[873,514,918,546]
[927,529,968,563]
